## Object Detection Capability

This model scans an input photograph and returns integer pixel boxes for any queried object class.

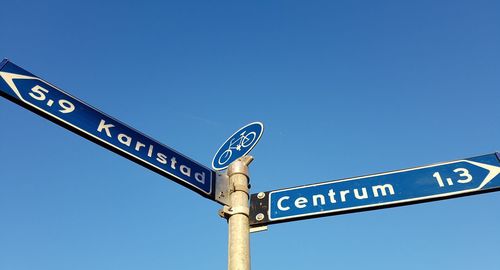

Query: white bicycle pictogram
[217,131,257,166]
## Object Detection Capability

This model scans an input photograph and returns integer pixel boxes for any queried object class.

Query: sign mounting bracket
[215,172,231,205]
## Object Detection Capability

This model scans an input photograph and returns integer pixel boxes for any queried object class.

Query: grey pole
[226,156,253,270]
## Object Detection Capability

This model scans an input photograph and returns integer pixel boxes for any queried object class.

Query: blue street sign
[250,153,500,226]
[212,122,264,170]
[0,59,216,200]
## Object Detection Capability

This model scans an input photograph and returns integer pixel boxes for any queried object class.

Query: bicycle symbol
[217,131,257,166]
[212,121,264,170]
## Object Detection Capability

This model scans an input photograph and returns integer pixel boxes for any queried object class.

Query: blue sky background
[1,1,499,269]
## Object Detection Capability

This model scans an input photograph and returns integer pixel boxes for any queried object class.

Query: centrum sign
[250,153,500,226]
[0,59,215,200]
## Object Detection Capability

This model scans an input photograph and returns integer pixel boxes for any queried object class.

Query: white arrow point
[0,71,38,101]
[466,160,500,189]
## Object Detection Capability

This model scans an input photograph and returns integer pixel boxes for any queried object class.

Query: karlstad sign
[0,59,216,201]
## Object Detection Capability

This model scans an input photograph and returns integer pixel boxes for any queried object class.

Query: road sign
[250,152,500,226]
[212,122,264,170]
[0,59,217,201]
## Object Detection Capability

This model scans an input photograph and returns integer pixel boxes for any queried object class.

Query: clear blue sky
[1,1,499,269]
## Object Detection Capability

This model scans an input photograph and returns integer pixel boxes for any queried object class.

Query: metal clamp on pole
[219,205,250,219]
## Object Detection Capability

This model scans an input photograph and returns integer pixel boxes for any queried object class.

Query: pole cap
[228,156,254,177]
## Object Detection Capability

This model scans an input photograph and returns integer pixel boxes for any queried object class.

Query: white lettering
[277,196,290,211]
[170,157,177,170]
[118,133,132,146]
[156,153,167,164]
[372,184,395,197]
[94,120,210,187]
[312,194,325,206]
[354,188,368,199]
[195,172,205,184]
[275,183,396,213]
[180,165,191,177]
[340,190,350,202]
[328,189,337,203]
[295,197,308,208]
[97,119,114,137]
[135,141,145,151]
[147,145,154,157]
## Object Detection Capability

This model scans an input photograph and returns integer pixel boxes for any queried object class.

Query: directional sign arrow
[250,152,500,226]
[0,59,221,203]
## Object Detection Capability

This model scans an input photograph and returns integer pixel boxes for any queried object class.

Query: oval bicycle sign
[212,122,264,170]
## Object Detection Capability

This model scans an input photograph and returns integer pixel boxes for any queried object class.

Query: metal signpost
[2,59,500,270]
[249,152,500,226]
[214,123,263,270]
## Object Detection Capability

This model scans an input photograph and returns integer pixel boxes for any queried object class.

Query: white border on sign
[0,71,213,195]
[268,159,500,221]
